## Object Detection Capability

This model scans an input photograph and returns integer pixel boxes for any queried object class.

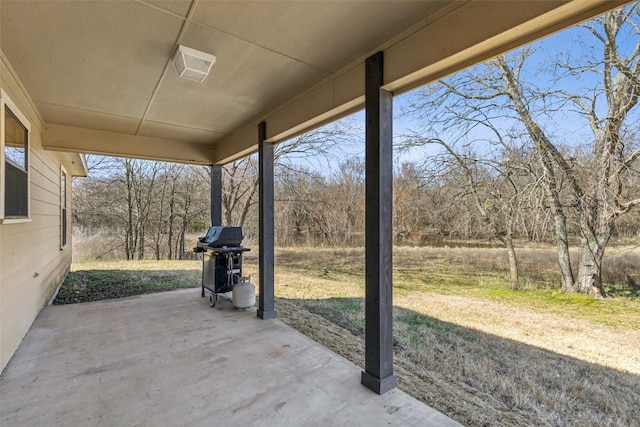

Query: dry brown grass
[267,246,640,427]
[72,233,203,262]
[73,230,125,261]
[278,298,640,427]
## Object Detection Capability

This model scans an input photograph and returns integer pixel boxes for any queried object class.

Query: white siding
[1,53,73,372]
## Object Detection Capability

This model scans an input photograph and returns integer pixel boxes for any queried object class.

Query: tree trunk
[554,211,575,293]
[576,238,607,298]
[497,57,577,292]
[238,182,258,228]
[138,224,145,260]
[179,230,185,259]
[167,182,176,259]
[575,193,612,298]
[505,236,520,291]
[125,161,135,260]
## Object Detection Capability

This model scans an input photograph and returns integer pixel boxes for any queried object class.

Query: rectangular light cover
[173,45,216,82]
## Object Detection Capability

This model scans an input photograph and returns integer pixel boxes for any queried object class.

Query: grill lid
[199,226,243,247]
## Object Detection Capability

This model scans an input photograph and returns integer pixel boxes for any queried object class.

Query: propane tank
[233,276,255,309]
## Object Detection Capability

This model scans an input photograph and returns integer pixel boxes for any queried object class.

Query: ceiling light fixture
[173,45,216,82]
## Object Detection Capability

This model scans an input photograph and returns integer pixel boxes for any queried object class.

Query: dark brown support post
[258,121,276,320]
[211,164,222,226]
[361,51,397,395]
[203,164,223,298]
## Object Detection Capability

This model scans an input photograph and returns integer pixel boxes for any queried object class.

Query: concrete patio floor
[0,289,461,426]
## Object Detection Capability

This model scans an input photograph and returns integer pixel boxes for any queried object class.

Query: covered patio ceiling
[0,0,629,166]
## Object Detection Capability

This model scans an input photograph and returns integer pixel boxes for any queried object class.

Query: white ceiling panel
[137,120,228,144]
[144,0,193,18]
[191,1,450,73]
[145,21,331,135]
[35,102,142,136]
[1,1,183,120]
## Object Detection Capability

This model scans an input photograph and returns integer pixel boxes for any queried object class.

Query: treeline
[224,152,640,247]
[73,158,210,261]
[73,144,639,253]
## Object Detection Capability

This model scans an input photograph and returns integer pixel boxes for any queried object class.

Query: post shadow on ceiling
[361,51,397,395]
[258,121,276,320]
[210,164,222,227]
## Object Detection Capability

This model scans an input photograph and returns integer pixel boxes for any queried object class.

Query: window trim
[60,165,68,250]
[1,89,31,223]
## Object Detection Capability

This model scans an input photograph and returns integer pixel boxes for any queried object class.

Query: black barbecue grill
[194,226,249,307]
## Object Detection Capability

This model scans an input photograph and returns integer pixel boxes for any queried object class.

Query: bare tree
[150,163,178,260]
[496,7,640,296]
[222,156,259,229]
[177,165,209,258]
[403,137,525,289]
[221,120,358,234]
[120,158,160,260]
[330,157,365,245]
[401,4,640,297]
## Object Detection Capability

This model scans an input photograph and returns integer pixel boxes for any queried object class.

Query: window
[1,91,30,222]
[61,166,67,249]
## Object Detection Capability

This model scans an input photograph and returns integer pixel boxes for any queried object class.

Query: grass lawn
[53,260,201,304]
[58,246,640,427]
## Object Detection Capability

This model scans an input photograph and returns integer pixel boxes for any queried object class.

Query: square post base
[257,309,277,320]
[361,371,397,395]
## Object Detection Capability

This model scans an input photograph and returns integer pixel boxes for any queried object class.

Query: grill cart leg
[201,254,206,297]
[227,253,233,287]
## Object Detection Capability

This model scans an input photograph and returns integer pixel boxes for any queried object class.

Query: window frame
[1,89,31,224]
[60,165,68,250]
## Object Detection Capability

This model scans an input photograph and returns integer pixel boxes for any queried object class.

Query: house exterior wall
[1,52,76,372]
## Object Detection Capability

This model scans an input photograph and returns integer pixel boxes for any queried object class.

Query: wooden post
[361,51,397,395]
[258,121,276,320]
[210,164,222,226]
